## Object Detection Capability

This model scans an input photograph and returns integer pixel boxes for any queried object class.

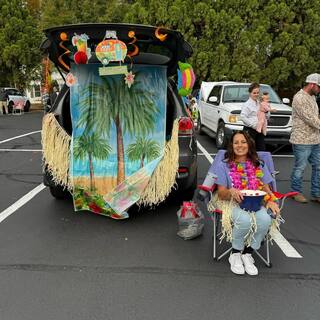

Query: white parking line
[0,183,46,223]
[0,130,41,145]
[197,141,303,259]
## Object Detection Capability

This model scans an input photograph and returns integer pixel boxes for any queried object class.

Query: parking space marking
[0,130,41,145]
[0,183,46,224]
[272,230,302,258]
[0,149,42,152]
[197,141,303,259]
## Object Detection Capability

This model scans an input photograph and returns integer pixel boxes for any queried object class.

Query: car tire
[24,101,30,112]
[216,121,228,149]
[49,185,70,199]
[196,116,204,135]
[180,170,198,201]
[8,101,13,114]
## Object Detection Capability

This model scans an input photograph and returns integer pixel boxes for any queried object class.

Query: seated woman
[214,131,280,276]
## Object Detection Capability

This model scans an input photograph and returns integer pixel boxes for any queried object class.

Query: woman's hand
[266,201,280,216]
[229,188,243,203]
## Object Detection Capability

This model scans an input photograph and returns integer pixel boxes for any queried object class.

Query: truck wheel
[24,101,30,112]
[216,121,228,149]
[8,101,13,114]
[196,117,204,135]
[49,185,70,199]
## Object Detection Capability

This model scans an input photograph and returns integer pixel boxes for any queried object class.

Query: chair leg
[254,239,272,267]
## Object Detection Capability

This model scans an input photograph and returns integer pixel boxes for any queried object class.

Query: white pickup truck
[0,87,31,113]
[197,81,292,148]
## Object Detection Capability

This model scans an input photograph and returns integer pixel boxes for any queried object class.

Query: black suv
[40,23,197,200]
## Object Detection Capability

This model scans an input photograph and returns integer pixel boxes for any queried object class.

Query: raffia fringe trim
[41,113,72,190]
[137,119,179,206]
[208,193,281,246]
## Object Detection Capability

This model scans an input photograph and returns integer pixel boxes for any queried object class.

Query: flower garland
[229,160,264,190]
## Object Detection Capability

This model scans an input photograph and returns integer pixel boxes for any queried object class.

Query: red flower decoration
[88,202,102,213]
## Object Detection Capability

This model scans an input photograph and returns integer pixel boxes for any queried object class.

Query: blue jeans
[291,144,320,197]
[231,207,272,251]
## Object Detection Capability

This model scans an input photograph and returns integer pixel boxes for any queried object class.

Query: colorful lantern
[177,62,196,96]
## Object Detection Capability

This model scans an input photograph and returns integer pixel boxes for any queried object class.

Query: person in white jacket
[240,83,266,151]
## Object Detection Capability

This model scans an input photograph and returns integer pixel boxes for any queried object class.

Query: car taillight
[178,117,193,135]
[178,167,188,173]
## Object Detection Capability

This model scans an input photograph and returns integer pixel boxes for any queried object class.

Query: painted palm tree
[126,137,161,168]
[73,132,112,191]
[77,69,164,184]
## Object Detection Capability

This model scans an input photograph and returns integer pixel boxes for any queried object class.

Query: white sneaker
[241,253,258,275]
[229,252,245,275]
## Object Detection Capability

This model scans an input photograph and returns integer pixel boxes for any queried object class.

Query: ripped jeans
[231,206,272,251]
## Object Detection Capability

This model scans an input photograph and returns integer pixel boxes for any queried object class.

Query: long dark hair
[224,131,260,167]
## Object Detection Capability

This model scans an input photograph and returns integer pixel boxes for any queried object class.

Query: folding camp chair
[198,150,297,268]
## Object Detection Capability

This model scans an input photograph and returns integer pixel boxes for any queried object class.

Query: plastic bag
[177,201,204,240]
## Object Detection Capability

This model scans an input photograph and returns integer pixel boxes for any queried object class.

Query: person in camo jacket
[290,73,320,203]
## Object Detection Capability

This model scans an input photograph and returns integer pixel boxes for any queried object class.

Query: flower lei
[229,160,264,190]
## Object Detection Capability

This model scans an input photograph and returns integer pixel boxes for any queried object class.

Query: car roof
[40,23,193,76]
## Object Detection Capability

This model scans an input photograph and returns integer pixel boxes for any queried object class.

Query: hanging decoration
[65,72,77,87]
[72,33,91,64]
[127,31,139,58]
[177,61,196,96]
[96,30,128,76]
[58,32,71,71]
[155,27,168,42]
[124,71,135,88]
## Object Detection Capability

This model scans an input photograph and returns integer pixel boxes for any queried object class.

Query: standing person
[240,83,266,151]
[290,73,320,203]
[49,86,59,105]
[0,89,8,114]
[215,131,280,275]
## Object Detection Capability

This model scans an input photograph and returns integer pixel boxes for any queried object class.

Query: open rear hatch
[40,23,192,77]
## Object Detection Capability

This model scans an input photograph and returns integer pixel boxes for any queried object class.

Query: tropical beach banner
[70,64,167,219]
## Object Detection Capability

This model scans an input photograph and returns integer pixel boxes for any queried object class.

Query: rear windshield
[5,89,23,96]
[223,85,281,104]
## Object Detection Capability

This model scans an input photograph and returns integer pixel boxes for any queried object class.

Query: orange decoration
[127,30,139,58]
[155,27,168,42]
[60,32,68,41]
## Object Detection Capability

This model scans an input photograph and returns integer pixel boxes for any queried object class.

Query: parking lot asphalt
[0,112,319,320]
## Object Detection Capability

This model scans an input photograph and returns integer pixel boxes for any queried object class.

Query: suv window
[6,89,22,96]
[222,84,281,104]
[208,85,222,104]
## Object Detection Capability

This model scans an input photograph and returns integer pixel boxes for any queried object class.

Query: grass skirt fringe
[41,113,71,190]
[42,115,179,206]
[208,193,281,246]
[138,119,179,206]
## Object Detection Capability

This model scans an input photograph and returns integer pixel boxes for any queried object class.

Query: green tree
[0,0,43,89]
[126,137,160,168]
[73,132,112,191]
[40,0,131,29]
[124,0,320,92]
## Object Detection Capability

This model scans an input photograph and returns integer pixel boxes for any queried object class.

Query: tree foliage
[124,0,320,91]
[1,0,320,91]
[0,0,42,88]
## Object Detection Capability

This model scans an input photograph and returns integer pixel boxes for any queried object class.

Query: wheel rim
[217,127,224,146]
